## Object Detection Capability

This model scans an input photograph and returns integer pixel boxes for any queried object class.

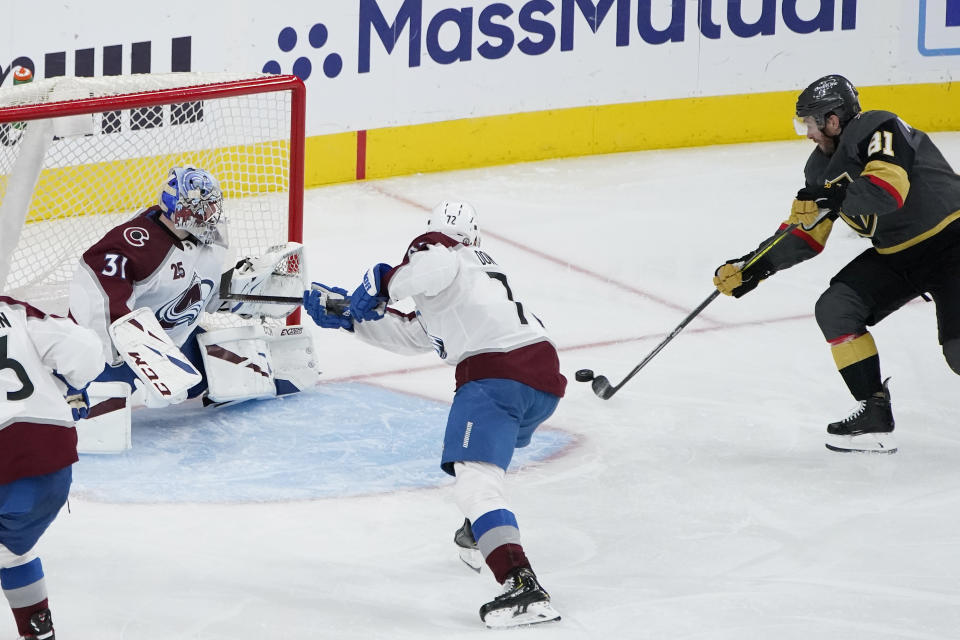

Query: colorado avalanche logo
[155,273,214,329]
[123,226,150,247]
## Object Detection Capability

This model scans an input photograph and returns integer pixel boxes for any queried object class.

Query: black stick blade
[591,375,614,400]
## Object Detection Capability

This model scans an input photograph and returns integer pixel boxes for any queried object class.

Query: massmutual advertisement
[1,1,957,138]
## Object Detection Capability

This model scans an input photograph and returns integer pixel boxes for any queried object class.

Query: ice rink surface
[50,134,960,638]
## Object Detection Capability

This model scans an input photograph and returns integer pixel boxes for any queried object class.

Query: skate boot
[825,378,896,454]
[19,608,54,640]
[454,518,483,573]
[479,567,561,628]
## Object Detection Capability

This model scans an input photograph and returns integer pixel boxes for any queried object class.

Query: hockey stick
[218,272,350,313]
[581,214,833,400]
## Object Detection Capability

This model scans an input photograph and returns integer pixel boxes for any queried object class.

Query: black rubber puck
[575,369,594,382]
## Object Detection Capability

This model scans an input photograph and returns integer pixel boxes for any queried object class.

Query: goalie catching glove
[221,242,307,318]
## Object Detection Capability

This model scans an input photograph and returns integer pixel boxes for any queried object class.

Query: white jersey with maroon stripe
[69,207,228,363]
[354,233,552,365]
[0,296,103,483]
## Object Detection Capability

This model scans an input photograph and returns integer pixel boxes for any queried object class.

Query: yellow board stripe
[831,332,878,371]
[362,90,803,180]
[304,131,356,187]
[323,81,960,187]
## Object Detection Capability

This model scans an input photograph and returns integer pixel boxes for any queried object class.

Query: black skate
[479,567,561,628]
[20,607,54,640]
[825,378,896,454]
[454,518,483,573]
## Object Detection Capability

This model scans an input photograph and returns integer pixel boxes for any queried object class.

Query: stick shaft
[218,271,349,312]
[608,289,720,395]
[601,220,807,398]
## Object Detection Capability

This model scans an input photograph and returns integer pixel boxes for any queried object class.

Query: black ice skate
[825,378,896,454]
[20,607,54,640]
[479,567,561,628]
[454,518,483,573]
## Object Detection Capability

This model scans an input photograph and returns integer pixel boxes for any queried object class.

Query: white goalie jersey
[68,207,228,363]
[353,233,566,396]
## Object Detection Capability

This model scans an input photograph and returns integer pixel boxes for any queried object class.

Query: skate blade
[825,432,898,454]
[483,600,561,628]
[458,547,483,573]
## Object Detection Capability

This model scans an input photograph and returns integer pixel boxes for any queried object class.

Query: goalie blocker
[76,307,202,453]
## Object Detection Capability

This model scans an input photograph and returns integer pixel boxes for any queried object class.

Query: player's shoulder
[843,110,901,139]
[99,206,166,243]
[0,295,46,320]
[81,206,179,276]
[405,232,462,256]
[85,207,175,255]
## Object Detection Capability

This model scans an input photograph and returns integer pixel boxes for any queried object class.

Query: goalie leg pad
[264,325,320,396]
[199,325,320,403]
[198,326,276,403]
[75,381,132,454]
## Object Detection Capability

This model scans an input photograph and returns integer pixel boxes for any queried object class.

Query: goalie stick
[218,271,350,313]
[580,211,838,400]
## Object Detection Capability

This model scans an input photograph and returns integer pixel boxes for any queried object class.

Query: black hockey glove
[796,181,846,213]
[713,253,775,298]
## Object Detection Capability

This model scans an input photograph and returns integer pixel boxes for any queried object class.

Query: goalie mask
[158,166,225,245]
[427,201,480,247]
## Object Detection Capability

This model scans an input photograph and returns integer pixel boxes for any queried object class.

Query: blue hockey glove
[349,263,391,322]
[303,283,354,331]
[54,372,91,420]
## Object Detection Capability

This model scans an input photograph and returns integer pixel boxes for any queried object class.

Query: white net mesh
[0,73,299,319]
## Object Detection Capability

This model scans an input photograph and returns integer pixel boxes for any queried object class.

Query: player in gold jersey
[714,75,960,454]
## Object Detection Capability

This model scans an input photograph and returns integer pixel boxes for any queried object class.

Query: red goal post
[0,72,305,323]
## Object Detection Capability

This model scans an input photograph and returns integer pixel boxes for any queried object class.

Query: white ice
[41,134,960,639]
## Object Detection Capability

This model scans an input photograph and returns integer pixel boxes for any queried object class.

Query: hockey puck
[575,369,595,382]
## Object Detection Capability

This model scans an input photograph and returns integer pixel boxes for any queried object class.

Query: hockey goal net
[0,72,305,322]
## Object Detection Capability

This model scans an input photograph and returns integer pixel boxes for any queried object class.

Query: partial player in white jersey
[0,295,102,640]
[303,201,566,628]
[67,167,312,450]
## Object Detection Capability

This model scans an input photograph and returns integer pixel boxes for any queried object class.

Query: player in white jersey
[0,296,102,639]
[68,167,307,424]
[303,201,566,628]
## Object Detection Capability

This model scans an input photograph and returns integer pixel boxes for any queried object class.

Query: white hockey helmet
[427,201,480,247]
[158,166,224,245]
